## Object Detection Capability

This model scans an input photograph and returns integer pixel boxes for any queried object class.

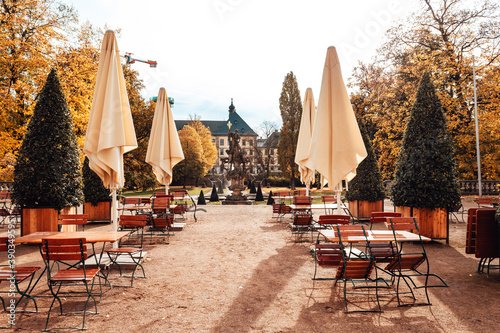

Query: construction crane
[124,52,157,68]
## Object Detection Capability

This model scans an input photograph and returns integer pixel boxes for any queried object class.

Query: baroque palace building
[175,99,281,175]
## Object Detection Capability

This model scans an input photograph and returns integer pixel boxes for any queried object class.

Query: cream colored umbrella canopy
[83,30,138,231]
[146,88,184,192]
[302,46,367,211]
[295,88,316,195]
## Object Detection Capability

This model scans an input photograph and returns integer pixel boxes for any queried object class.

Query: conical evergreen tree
[345,120,385,202]
[83,157,111,206]
[391,72,460,209]
[209,184,219,202]
[267,190,275,205]
[13,69,83,210]
[255,184,264,202]
[249,181,256,194]
[198,190,206,205]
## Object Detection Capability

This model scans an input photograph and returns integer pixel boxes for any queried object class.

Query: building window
[220,138,224,145]
[249,140,253,146]
[220,149,224,155]
[250,149,253,156]
[212,138,215,144]
[270,149,274,155]
[242,139,246,146]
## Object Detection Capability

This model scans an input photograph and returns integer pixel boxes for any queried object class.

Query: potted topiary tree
[82,157,111,222]
[345,120,386,219]
[391,72,461,242]
[12,69,83,235]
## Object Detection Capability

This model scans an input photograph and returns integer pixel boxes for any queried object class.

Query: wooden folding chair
[151,196,171,218]
[149,214,174,244]
[335,225,388,313]
[0,237,41,322]
[274,191,292,204]
[121,197,141,215]
[321,195,337,214]
[42,238,100,331]
[290,214,314,242]
[312,243,344,280]
[384,217,448,307]
[105,215,148,287]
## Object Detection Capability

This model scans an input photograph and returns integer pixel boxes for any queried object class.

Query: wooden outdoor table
[14,231,130,245]
[15,231,131,288]
[288,203,349,215]
[319,229,431,243]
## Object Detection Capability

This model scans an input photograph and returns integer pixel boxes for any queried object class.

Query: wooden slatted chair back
[275,191,291,197]
[152,197,170,211]
[317,214,350,226]
[315,243,344,266]
[152,214,174,229]
[337,225,366,238]
[173,190,189,199]
[172,203,188,214]
[58,214,88,226]
[293,196,312,205]
[384,254,425,271]
[42,238,88,261]
[336,260,374,280]
[387,217,419,233]
[119,215,148,228]
[321,195,337,204]
[476,197,495,207]
[294,190,307,196]
[293,214,312,226]
[122,197,140,206]
[369,212,402,224]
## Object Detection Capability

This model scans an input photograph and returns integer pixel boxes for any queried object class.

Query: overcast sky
[66,0,421,135]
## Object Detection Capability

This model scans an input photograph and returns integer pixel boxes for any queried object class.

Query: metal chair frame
[42,238,100,331]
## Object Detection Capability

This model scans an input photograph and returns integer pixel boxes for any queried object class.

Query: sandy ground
[2,198,500,332]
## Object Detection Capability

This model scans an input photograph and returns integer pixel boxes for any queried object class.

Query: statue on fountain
[221,121,251,204]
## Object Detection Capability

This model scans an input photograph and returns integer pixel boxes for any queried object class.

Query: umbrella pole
[165,184,169,195]
[110,176,118,249]
[334,183,343,215]
[306,181,310,197]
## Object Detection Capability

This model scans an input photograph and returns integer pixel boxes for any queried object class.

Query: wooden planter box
[21,207,58,236]
[395,206,448,243]
[83,201,111,222]
[349,200,384,218]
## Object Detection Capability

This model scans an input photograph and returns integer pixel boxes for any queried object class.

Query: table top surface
[14,231,130,245]
[288,204,346,210]
[319,229,430,243]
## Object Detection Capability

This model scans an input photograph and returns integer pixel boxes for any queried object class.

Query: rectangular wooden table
[15,231,131,288]
[15,231,130,245]
[319,229,430,243]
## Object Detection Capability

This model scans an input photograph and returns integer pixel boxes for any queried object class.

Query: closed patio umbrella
[145,87,184,193]
[83,30,138,232]
[302,46,367,213]
[295,88,316,196]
